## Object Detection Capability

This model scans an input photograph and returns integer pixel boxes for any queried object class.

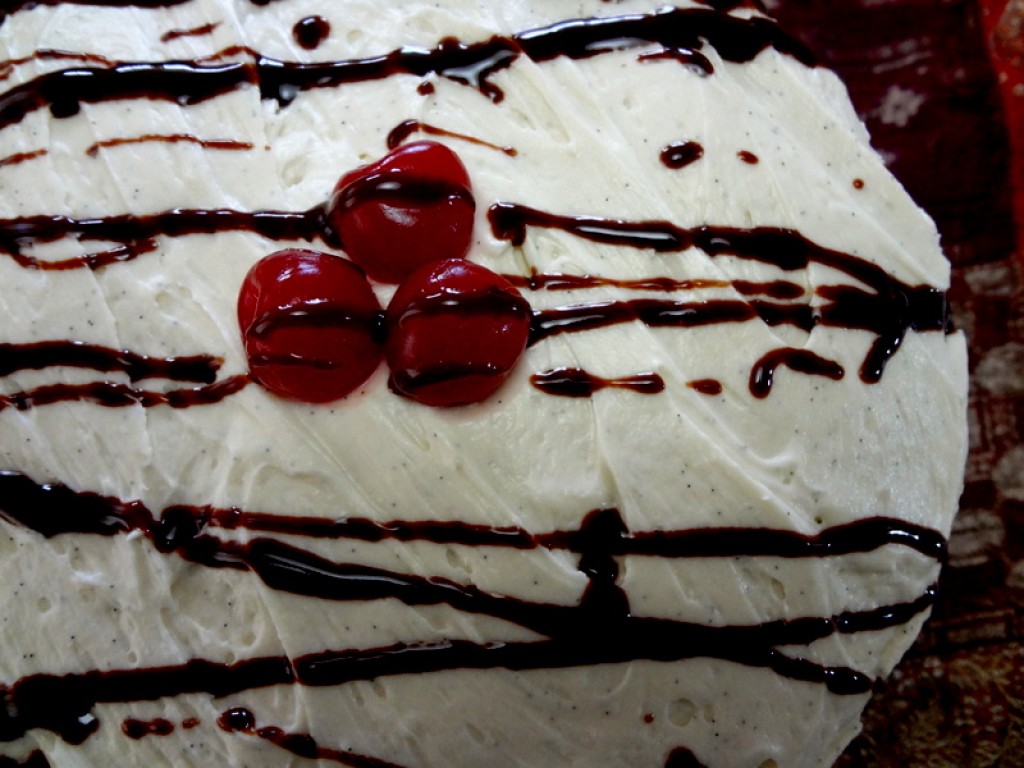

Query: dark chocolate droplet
[639,46,714,75]
[687,378,723,396]
[292,16,330,50]
[217,708,256,733]
[664,747,709,768]
[661,141,704,169]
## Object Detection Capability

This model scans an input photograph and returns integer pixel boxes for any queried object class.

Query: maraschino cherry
[238,249,383,403]
[325,141,476,284]
[385,258,531,407]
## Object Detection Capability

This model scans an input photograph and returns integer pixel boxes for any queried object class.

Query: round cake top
[0,2,967,766]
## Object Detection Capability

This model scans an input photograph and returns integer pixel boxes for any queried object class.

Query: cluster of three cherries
[237,141,532,407]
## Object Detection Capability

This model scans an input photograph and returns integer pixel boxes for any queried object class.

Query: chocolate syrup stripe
[0,375,249,412]
[0,6,814,130]
[0,340,220,382]
[0,471,948,561]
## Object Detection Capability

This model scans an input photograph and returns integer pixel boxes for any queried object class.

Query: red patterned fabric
[768,1,1024,764]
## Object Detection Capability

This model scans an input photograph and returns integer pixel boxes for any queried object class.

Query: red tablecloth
[769,1,1024,764]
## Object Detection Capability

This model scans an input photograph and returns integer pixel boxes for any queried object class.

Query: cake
[0,2,969,766]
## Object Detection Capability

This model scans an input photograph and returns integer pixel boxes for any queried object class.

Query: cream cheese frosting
[0,1,968,766]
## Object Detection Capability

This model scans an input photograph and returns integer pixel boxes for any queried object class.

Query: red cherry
[325,141,476,284]
[385,258,532,407]
[238,249,383,403]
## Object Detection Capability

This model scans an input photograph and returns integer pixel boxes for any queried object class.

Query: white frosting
[0,2,968,767]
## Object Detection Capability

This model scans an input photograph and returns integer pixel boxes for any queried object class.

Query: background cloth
[769,1,1024,765]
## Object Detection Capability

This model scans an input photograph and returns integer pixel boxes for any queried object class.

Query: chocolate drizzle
[0,374,249,412]
[85,133,254,157]
[505,271,726,293]
[218,707,407,768]
[0,752,51,768]
[0,470,945,746]
[0,148,46,168]
[749,347,845,398]
[0,196,950,401]
[0,196,950,403]
[0,7,813,128]
[0,207,322,270]
[491,202,951,383]
[0,4,957,762]
[160,22,220,43]
[0,341,220,382]
[663,747,709,768]
[386,119,518,156]
[531,367,665,397]
[687,378,723,395]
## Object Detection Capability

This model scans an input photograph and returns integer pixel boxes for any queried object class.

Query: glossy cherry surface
[385,258,531,407]
[325,141,476,284]
[238,249,383,402]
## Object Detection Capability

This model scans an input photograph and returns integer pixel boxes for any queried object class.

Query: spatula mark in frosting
[0,470,943,746]
[0,7,814,128]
